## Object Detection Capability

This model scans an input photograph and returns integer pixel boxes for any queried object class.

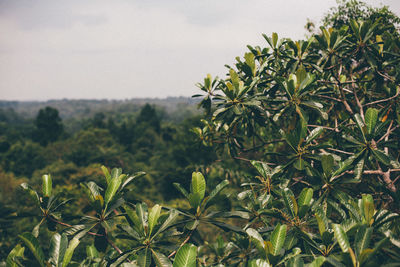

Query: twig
[377,162,397,192]
[351,78,364,120]
[363,89,400,106]
[317,79,371,85]
[318,95,341,102]
[377,70,395,82]
[292,177,312,186]
[48,216,102,236]
[326,148,354,155]
[168,230,194,258]
[338,84,354,115]
[308,125,337,131]
[107,238,123,254]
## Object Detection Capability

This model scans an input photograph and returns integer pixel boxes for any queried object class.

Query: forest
[2,1,400,266]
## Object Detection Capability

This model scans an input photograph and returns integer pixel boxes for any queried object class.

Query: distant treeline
[0,97,200,120]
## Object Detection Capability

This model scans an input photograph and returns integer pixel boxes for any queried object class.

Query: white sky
[0,0,399,100]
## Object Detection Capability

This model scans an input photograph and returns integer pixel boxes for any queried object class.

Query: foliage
[3,1,400,266]
[34,106,64,146]
[323,0,400,35]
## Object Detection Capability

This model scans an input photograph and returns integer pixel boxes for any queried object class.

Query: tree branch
[363,89,400,107]
[168,230,194,258]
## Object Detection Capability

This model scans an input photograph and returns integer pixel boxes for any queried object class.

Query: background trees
[34,106,64,146]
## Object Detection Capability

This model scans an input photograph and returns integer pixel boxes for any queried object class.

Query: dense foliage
[3,1,400,266]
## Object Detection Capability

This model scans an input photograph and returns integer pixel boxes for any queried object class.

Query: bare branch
[363,89,400,107]
[326,147,354,155]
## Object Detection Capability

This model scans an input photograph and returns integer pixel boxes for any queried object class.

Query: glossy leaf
[355,225,373,257]
[283,188,298,218]
[204,179,229,207]
[297,188,313,218]
[365,108,378,135]
[333,224,350,253]
[104,174,123,205]
[42,174,52,197]
[6,244,25,267]
[190,172,206,200]
[49,233,68,266]
[151,250,172,267]
[148,204,161,236]
[18,232,46,267]
[173,244,197,267]
[137,248,151,267]
[270,224,287,256]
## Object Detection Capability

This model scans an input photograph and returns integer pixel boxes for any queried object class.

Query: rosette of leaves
[173,172,247,235]
[20,174,71,237]
[7,230,89,267]
[79,166,145,253]
[109,203,179,267]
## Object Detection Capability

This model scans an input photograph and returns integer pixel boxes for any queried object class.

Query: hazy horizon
[1,0,399,101]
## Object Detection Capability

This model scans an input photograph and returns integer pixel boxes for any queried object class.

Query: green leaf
[314,207,328,237]
[190,172,206,200]
[62,229,88,267]
[136,203,148,233]
[354,157,365,180]
[81,181,102,203]
[297,188,313,218]
[204,179,229,207]
[6,244,25,267]
[331,153,359,178]
[371,149,391,166]
[173,183,189,199]
[104,174,123,205]
[321,154,334,177]
[111,168,122,179]
[244,52,256,76]
[355,225,373,257]
[283,188,298,218]
[361,194,375,226]
[151,250,172,267]
[18,232,46,267]
[272,32,278,47]
[123,204,141,231]
[20,183,40,206]
[137,248,151,267]
[86,244,99,259]
[305,127,323,144]
[32,219,44,238]
[185,220,199,230]
[251,161,271,177]
[354,114,367,141]
[210,221,246,234]
[270,224,287,256]
[49,233,68,267]
[188,193,202,209]
[101,165,111,185]
[333,224,350,253]
[148,204,162,236]
[365,108,378,135]
[120,172,145,191]
[42,174,52,197]
[248,259,271,267]
[173,244,197,267]
[246,228,265,253]
[153,209,179,239]
[308,256,325,267]
[286,256,304,267]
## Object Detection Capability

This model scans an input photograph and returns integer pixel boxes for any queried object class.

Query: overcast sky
[0,0,399,101]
